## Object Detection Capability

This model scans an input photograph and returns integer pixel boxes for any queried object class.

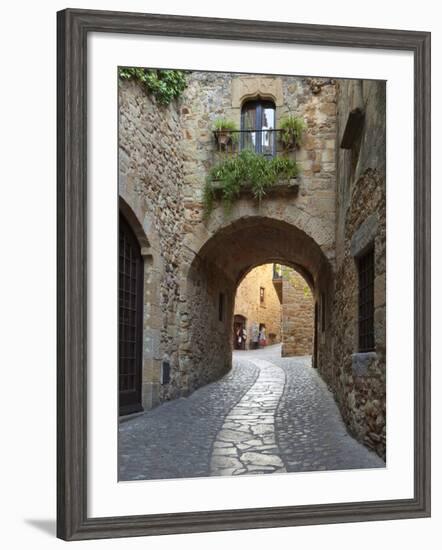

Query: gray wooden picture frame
[57,8,431,541]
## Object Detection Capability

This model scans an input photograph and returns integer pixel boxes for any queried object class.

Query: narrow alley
[119,345,384,481]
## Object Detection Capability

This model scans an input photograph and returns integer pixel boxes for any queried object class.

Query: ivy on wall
[119,67,187,105]
[280,265,311,296]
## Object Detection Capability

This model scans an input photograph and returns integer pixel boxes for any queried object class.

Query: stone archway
[180,197,336,280]
[178,215,334,397]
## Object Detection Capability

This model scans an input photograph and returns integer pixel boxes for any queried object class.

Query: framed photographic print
[57,8,431,541]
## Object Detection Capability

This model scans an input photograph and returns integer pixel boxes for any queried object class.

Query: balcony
[273,263,283,280]
[212,128,295,159]
[272,264,283,303]
[204,129,300,216]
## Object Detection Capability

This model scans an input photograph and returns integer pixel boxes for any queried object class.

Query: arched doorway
[118,212,144,415]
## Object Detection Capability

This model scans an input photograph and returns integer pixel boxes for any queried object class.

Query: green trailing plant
[203,150,299,217]
[279,115,307,149]
[213,118,237,132]
[281,265,311,297]
[118,67,187,105]
[213,118,239,144]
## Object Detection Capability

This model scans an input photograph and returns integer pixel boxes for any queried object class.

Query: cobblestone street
[119,345,384,481]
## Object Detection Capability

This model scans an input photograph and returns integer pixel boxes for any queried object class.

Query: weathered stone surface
[332,79,386,459]
[352,352,377,377]
[231,76,284,108]
[118,72,385,461]
[281,271,314,356]
[350,214,378,257]
[119,79,185,407]
[234,264,282,348]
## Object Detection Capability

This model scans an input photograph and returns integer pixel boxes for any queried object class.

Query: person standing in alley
[241,327,247,350]
[259,324,267,347]
[252,323,259,349]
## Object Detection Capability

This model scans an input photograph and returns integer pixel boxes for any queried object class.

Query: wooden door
[119,213,144,415]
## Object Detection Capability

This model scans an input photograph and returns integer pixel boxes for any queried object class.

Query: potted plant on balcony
[213,118,238,146]
[279,115,307,150]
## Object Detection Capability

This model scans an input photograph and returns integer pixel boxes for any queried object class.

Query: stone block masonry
[234,264,282,348]
[118,72,337,404]
[119,79,185,408]
[234,264,315,355]
[331,79,386,458]
[281,270,314,356]
[118,70,386,461]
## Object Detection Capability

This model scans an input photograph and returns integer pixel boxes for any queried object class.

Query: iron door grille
[358,247,375,352]
[118,213,144,415]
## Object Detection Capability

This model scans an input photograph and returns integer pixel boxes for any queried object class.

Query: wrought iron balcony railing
[207,129,300,206]
[213,128,292,159]
[272,263,283,303]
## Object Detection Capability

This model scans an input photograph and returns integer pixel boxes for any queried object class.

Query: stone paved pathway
[118,358,259,481]
[211,359,286,475]
[119,345,384,481]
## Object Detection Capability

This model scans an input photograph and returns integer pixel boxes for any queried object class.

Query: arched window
[241,99,276,158]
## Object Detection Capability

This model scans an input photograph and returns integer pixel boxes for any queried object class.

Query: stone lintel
[351,214,378,258]
[231,76,284,108]
[351,351,377,377]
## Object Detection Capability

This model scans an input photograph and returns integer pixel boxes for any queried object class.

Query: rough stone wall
[119,79,185,408]
[281,76,337,220]
[179,74,337,264]
[119,71,386,460]
[331,80,386,458]
[234,264,282,347]
[281,270,314,356]
[118,72,339,411]
[178,73,338,393]
[174,72,336,402]
[180,258,234,396]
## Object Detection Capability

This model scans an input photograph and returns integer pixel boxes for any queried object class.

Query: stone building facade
[281,269,314,357]
[119,81,185,409]
[234,264,282,348]
[118,70,386,458]
[233,263,314,355]
[331,80,387,457]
